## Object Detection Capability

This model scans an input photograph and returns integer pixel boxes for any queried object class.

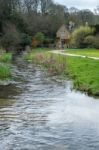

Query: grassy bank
[0,53,12,63]
[27,50,99,96]
[0,63,11,79]
[67,57,99,96]
[0,53,12,80]
[65,49,99,57]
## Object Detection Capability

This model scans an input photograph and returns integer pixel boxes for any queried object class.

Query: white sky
[54,0,98,11]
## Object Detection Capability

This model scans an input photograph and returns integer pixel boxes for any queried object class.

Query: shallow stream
[0,56,99,150]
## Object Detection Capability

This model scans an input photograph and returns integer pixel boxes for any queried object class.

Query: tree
[1,23,20,52]
[78,9,94,25]
[23,0,39,13]
[0,0,98,51]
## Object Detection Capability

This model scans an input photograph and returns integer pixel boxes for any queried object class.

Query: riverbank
[0,53,12,80]
[26,50,99,96]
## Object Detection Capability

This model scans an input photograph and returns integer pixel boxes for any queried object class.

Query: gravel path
[51,50,99,60]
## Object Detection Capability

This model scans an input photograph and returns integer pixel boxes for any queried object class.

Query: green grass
[66,56,99,96]
[0,53,12,63]
[65,49,99,57]
[0,53,12,79]
[0,63,11,79]
[27,50,99,96]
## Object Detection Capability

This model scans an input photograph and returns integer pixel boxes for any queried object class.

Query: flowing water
[0,56,99,150]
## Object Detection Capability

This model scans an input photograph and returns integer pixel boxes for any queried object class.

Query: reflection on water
[0,58,99,150]
[0,98,15,108]
[0,84,22,99]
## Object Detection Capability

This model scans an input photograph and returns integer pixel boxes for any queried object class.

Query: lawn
[65,49,99,57]
[66,56,99,96]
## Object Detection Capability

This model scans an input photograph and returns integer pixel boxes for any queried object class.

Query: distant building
[56,25,71,49]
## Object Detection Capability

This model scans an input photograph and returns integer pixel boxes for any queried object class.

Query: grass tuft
[0,53,12,63]
[0,63,11,79]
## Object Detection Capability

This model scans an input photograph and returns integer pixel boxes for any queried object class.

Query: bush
[93,36,99,49]
[44,37,54,47]
[34,32,45,46]
[31,38,39,48]
[20,33,32,48]
[84,35,95,48]
[71,26,94,48]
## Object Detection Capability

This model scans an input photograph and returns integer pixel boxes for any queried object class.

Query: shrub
[34,32,45,46]
[84,35,95,48]
[31,38,39,48]
[71,26,94,48]
[20,33,32,48]
[93,36,99,49]
[44,38,54,47]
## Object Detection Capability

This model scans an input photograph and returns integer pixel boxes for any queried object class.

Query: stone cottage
[56,25,70,49]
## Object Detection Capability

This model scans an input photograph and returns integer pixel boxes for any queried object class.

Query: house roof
[56,25,70,39]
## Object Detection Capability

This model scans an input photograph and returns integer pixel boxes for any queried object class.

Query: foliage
[84,35,95,48]
[0,0,98,51]
[20,33,32,48]
[84,35,99,49]
[44,37,54,47]
[1,24,20,52]
[93,36,99,49]
[34,32,45,46]
[32,38,39,48]
[71,26,94,48]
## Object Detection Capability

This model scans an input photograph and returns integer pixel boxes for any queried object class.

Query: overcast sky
[54,0,98,11]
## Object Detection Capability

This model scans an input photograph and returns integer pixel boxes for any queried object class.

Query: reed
[27,52,67,76]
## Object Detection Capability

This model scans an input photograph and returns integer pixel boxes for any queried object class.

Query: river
[0,56,99,150]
